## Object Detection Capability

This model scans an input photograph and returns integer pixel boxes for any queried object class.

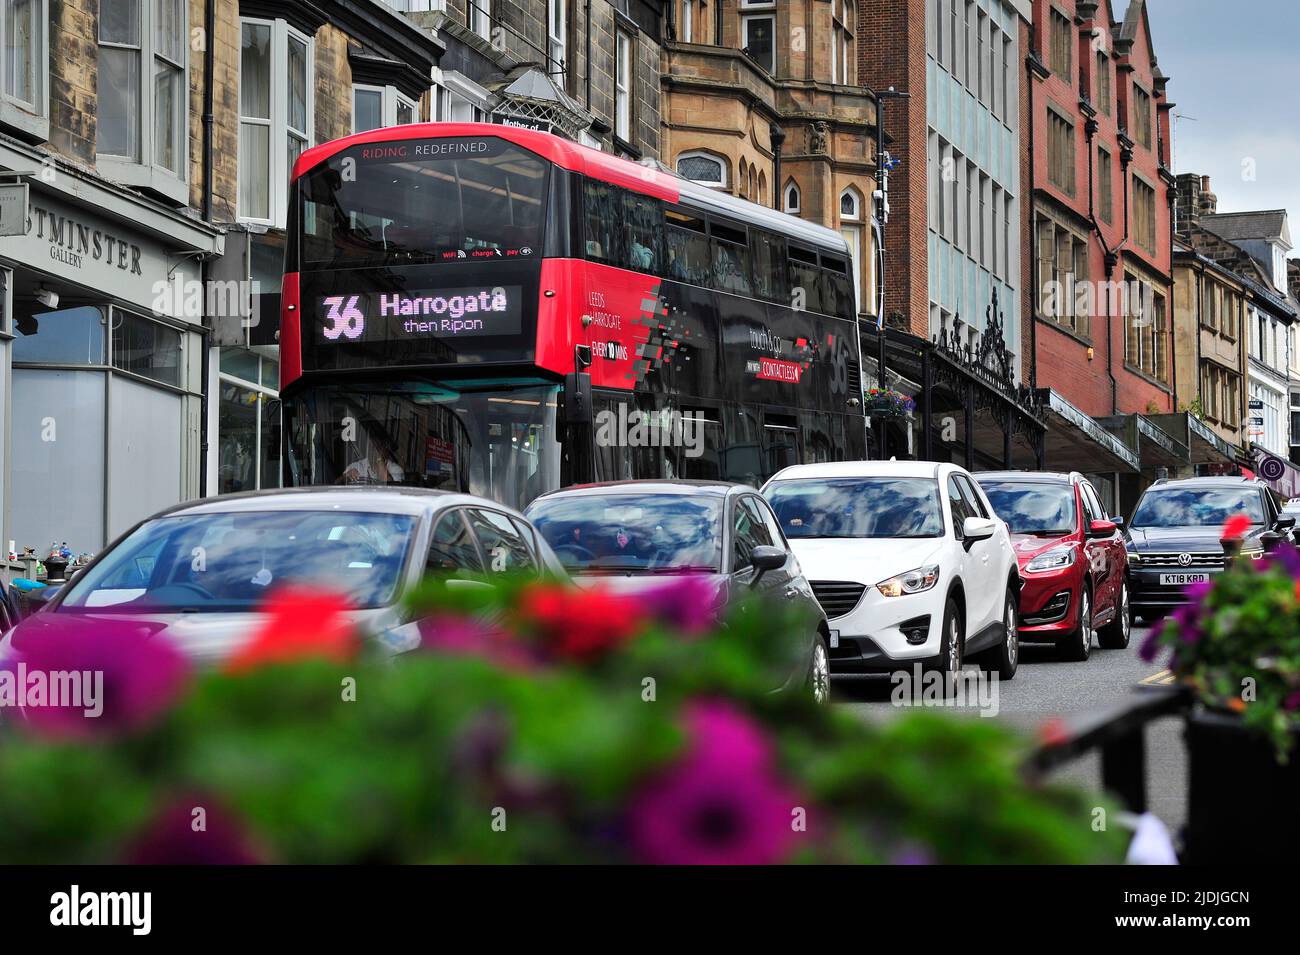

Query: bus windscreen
[297,136,549,270]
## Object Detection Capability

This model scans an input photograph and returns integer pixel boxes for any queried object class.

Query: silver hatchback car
[2,487,565,664]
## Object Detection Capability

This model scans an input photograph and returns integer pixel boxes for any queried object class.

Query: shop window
[239,17,313,226]
[0,0,48,138]
[217,346,281,493]
[97,0,188,202]
[12,305,106,365]
[111,309,182,387]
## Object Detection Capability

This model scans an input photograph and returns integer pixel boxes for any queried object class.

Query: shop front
[0,173,222,560]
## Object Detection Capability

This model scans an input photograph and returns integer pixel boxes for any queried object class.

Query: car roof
[975,470,1078,485]
[529,479,747,502]
[765,460,946,482]
[147,486,520,519]
[1145,476,1265,489]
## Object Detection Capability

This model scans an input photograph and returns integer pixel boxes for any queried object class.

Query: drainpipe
[1026,52,1037,391]
[769,124,785,210]
[199,0,216,497]
[585,0,593,110]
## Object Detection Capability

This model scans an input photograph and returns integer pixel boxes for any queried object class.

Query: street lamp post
[874,87,909,458]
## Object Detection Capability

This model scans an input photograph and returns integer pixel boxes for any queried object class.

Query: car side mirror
[1088,519,1118,539]
[1277,515,1296,531]
[748,545,787,585]
[22,584,61,616]
[1111,516,1125,528]
[962,517,997,541]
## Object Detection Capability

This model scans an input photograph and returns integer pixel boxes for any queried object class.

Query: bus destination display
[316,286,524,343]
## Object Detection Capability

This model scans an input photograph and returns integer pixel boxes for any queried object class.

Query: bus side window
[664,210,709,285]
[821,255,852,319]
[710,221,752,296]
[788,246,824,314]
[751,230,788,303]
[584,179,622,264]
[623,193,662,273]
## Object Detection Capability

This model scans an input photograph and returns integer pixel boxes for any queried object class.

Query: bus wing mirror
[563,372,593,426]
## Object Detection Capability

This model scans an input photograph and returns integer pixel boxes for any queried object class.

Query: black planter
[1184,708,1300,864]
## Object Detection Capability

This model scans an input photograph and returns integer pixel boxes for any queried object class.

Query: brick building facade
[660,0,879,322]
[1026,0,1175,420]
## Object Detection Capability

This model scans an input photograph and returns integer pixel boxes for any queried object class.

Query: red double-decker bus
[280,123,866,509]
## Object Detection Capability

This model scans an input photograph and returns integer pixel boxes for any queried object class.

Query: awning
[1031,389,1140,473]
[1096,414,1189,469]
[1146,413,1240,466]
[1250,445,1300,499]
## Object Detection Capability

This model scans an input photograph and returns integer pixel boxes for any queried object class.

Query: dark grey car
[2,486,565,664]
[525,479,832,703]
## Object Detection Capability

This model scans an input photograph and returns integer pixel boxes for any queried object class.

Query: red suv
[975,472,1129,661]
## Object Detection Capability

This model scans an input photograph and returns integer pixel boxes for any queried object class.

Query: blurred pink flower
[122,795,264,865]
[417,613,537,671]
[627,700,805,865]
[637,575,727,636]
[5,615,189,739]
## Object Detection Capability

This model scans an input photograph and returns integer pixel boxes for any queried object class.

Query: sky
[1138,0,1300,252]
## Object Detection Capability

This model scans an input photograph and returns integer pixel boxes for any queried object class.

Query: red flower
[1038,716,1070,747]
[225,587,358,673]
[515,582,645,662]
[627,700,806,864]
[1222,513,1253,542]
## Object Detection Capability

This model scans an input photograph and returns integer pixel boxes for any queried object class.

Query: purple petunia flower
[1137,627,1163,664]
[122,795,264,864]
[1284,690,1300,713]
[627,700,805,865]
[4,614,190,739]
[416,613,538,671]
[890,843,935,865]
[636,575,728,636]
[1269,542,1300,578]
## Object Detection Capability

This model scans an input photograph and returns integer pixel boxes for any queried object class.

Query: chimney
[1198,175,1218,217]
[1175,173,1202,235]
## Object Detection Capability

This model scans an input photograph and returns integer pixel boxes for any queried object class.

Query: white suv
[762,461,1020,683]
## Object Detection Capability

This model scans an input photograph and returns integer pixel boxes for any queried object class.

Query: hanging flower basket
[864,389,916,418]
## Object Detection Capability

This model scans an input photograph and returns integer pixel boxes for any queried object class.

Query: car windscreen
[979,481,1077,536]
[1129,487,1265,529]
[58,510,417,613]
[765,477,944,539]
[526,494,723,574]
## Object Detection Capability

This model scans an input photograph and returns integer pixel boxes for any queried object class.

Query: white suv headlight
[876,564,940,597]
[1025,546,1076,573]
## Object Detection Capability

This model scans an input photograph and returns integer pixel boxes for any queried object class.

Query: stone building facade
[401,0,663,160]
[659,0,879,322]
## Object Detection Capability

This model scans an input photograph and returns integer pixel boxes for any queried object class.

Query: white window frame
[615,30,632,142]
[548,0,567,76]
[677,150,727,188]
[470,0,492,42]
[434,69,489,123]
[833,0,854,85]
[0,0,49,139]
[352,83,419,133]
[740,1,776,74]
[840,187,864,315]
[783,180,800,214]
[97,0,189,203]
[238,17,314,228]
[681,0,695,42]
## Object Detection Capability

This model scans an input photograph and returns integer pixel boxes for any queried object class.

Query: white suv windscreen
[766,478,944,539]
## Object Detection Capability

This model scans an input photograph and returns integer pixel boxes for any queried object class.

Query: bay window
[97,0,188,202]
[239,18,313,226]
[353,85,419,133]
